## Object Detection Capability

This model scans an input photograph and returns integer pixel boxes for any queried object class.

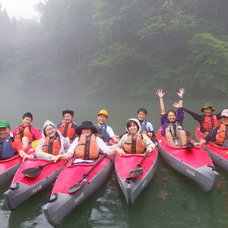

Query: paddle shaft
[68,153,107,193]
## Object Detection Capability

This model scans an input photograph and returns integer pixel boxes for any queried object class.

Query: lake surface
[1,98,227,228]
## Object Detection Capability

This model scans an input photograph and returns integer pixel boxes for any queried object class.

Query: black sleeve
[183,107,203,123]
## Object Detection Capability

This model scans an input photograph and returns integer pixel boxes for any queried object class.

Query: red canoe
[0,155,22,186]
[115,147,158,205]
[4,158,66,210]
[195,126,228,172]
[157,128,218,191]
[42,155,113,226]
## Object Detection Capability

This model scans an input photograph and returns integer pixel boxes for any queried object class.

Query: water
[1,98,227,227]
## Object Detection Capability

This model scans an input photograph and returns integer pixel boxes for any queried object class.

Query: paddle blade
[68,178,87,194]
[128,167,143,179]
[22,167,41,178]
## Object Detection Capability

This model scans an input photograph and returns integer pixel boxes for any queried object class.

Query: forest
[0,0,228,100]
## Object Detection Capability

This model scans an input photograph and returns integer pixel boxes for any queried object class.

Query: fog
[0,0,228,129]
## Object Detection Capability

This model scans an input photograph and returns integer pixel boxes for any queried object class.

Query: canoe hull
[115,148,158,205]
[4,159,65,210]
[195,126,228,172]
[157,129,217,192]
[42,156,113,226]
[0,155,22,186]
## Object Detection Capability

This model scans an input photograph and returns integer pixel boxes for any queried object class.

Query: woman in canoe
[183,103,221,133]
[113,118,156,155]
[54,121,114,162]
[156,88,188,147]
[196,109,228,147]
[35,120,71,160]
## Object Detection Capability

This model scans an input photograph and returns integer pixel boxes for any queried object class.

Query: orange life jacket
[75,134,100,159]
[42,136,61,156]
[14,126,34,142]
[123,134,146,154]
[215,124,228,146]
[203,115,220,132]
[58,121,76,139]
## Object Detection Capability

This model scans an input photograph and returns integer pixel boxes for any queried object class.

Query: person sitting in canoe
[183,103,221,133]
[137,108,155,138]
[57,110,78,142]
[113,118,156,155]
[196,109,228,147]
[13,112,41,150]
[156,88,188,147]
[53,121,114,162]
[0,120,33,160]
[94,109,119,144]
[35,120,71,160]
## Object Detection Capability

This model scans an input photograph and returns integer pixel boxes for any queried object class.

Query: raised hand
[173,101,181,108]
[156,89,165,98]
[177,88,185,98]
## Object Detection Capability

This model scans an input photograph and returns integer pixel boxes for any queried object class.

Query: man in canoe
[94,109,119,144]
[0,120,32,160]
[196,109,228,147]
[57,110,78,142]
[113,118,156,155]
[35,120,71,160]
[183,103,221,133]
[53,121,114,162]
[156,88,189,147]
[13,112,41,150]
[137,108,155,138]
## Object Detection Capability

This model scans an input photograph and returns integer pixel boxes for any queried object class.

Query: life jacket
[75,134,100,159]
[42,136,61,156]
[123,134,146,154]
[202,115,220,132]
[140,120,151,135]
[58,121,76,139]
[14,125,34,142]
[0,136,16,160]
[165,121,183,146]
[215,124,228,147]
[95,124,110,143]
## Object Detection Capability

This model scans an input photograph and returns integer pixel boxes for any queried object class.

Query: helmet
[97,109,109,118]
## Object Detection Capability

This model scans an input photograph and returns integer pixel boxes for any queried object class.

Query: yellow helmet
[97,109,109,117]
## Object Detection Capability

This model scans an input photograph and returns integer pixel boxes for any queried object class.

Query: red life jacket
[75,134,100,160]
[203,115,220,132]
[42,136,61,156]
[14,126,34,142]
[215,124,228,146]
[58,121,76,139]
[123,134,146,154]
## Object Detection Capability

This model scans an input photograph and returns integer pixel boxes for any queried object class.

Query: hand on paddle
[52,154,63,163]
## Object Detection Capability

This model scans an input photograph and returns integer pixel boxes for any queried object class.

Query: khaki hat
[221,109,228,117]
[201,103,215,112]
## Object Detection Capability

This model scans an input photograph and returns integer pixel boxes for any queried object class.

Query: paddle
[127,152,149,179]
[22,160,54,178]
[68,154,107,194]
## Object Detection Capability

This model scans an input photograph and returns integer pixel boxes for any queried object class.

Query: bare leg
[179,130,187,147]
[22,136,30,149]
[165,130,176,146]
